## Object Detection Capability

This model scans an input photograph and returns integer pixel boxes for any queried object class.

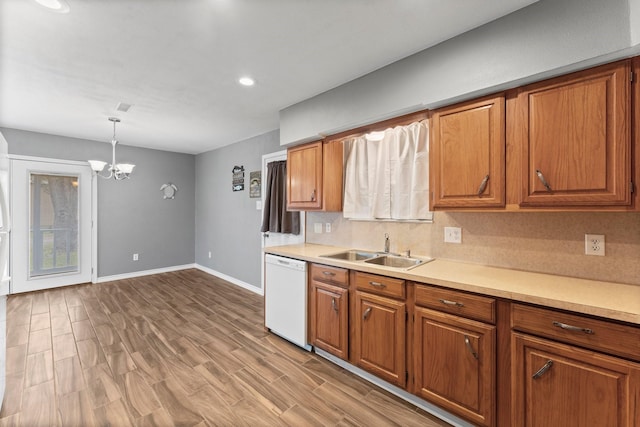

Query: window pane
[30,174,79,277]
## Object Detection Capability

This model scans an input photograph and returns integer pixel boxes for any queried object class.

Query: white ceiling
[0,0,537,154]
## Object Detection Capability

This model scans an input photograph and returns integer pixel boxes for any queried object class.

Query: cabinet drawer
[415,284,496,324]
[310,263,349,287]
[354,272,405,299]
[512,303,640,362]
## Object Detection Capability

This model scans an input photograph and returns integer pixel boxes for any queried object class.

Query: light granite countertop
[264,243,640,325]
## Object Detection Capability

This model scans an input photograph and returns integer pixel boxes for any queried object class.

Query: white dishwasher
[264,254,311,351]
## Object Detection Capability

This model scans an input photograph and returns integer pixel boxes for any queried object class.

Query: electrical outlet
[133,253,139,261]
[325,223,331,233]
[444,226,462,244]
[585,234,605,256]
[314,223,323,233]
[208,251,212,259]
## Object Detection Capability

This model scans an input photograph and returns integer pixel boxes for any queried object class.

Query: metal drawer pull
[310,189,316,201]
[552,321,594,335]
[464,335,478,360]
[532,360,554,379]
[322,271,336,276]
[439,299,464,307]
[535,169,552,191]
[369,281,386,288]
[477,174,490,195]
[363,307,372,320]
[331,298,338,313]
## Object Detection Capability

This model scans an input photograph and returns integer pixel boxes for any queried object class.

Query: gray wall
[195,130,281,289]
[3,128,195,277]
[280,0,640,144]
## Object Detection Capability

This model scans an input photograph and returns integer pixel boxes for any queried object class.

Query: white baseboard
[96,264,196,283]
[95,263,264,296]
[195,264,263,296]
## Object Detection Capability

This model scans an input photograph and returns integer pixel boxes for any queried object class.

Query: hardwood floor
[0,269,451,426]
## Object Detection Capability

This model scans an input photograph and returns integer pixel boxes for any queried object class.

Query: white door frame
[9,155,96,293]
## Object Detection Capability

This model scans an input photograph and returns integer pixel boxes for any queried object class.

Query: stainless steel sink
[320,250,379,261]
[364,254,432,270]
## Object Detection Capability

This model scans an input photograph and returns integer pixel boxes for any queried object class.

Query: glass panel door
[11,159,92,294]
[30,174,79,277]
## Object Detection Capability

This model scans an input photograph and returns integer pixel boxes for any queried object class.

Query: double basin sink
[320,249,433,270]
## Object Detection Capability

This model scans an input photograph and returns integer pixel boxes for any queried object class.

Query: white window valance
[343,121,431,221]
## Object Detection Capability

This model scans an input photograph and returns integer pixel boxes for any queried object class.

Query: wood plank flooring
[1,269,451,426]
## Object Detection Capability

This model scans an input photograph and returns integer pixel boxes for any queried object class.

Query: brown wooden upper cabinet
[430,95,506,209]
[287,139,343,211]
[516,60,632,207]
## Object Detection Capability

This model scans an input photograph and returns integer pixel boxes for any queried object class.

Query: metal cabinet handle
[553,321,594,335]
[331,298,338,313]
[464,335,479,360]
[310,189,316,201]
[535,169,552,191]
[477,174,490,195]
[439,299,464,308]
[369,281,386,289]
[532,360,554,379]
[363,307,372,320]
[322,271,336,277]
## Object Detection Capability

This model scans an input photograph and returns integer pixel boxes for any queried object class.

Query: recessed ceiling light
[238,77,255,87]
[33,0,70,13]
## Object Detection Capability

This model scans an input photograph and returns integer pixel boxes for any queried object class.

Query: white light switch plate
[314,223,323,234]
[444,227,462,244]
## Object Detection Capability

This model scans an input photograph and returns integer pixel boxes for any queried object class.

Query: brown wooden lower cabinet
[309,279,349,360]
[306,266,640,427]
[413,307,496,427]
[512,333,640,427]
[351,290,406,388]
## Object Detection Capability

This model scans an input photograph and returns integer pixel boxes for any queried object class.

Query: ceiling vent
[116,102,133,113]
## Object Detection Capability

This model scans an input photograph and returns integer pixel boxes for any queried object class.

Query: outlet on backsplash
[585,234,605,256]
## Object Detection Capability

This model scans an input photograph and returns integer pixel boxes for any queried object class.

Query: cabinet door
[352,291,406,387]
[414,307,496,427]
[287,141,323,209]
[309,280,348,360]
[431,95,505,209]
[518,60,631,207]
[513,333,640,427]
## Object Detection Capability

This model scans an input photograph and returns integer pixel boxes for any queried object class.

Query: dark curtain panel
[260,161,300,234]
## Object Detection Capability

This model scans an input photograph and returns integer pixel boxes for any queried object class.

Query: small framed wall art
[232,165,244,191]
[249,171,261,198]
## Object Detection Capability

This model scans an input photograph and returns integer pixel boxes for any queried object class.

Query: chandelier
[88,117,135,180]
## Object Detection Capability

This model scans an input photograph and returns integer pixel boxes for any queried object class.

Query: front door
[10,158,92,293]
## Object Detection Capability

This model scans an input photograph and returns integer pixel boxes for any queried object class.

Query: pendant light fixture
[88,117,135,180]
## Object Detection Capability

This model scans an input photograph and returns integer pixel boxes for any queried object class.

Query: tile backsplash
[306,211,640,286]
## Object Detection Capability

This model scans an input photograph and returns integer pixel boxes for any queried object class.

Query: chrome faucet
[384,233,390,253]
